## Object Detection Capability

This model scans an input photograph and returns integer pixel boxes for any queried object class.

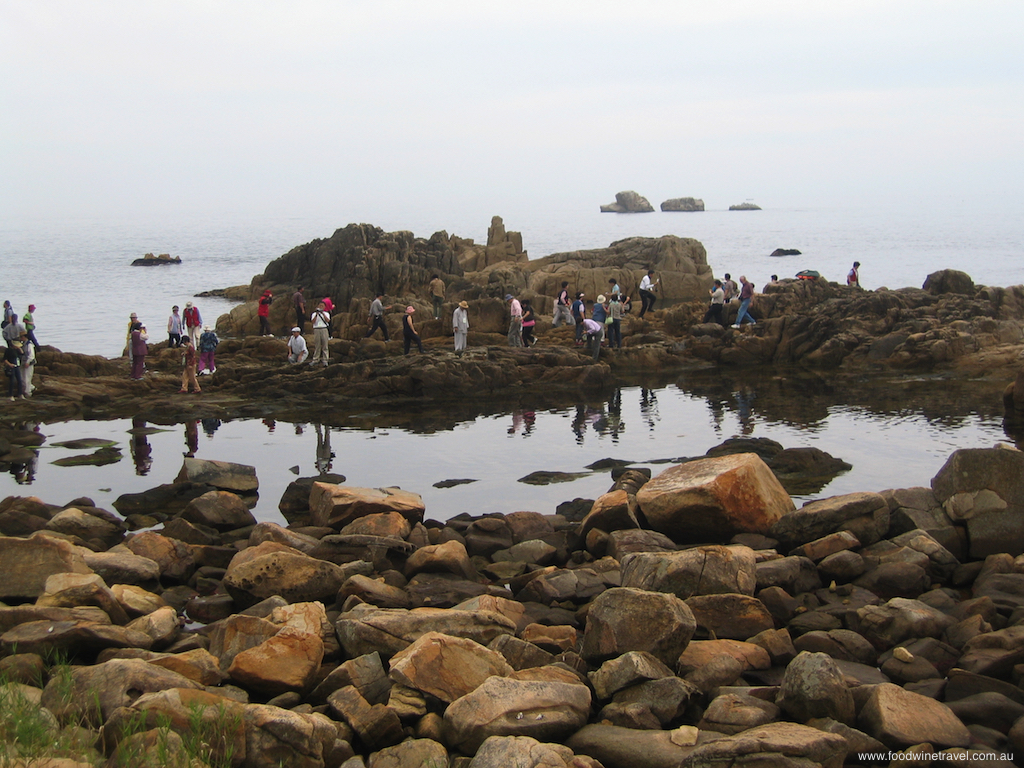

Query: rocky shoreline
[4,442,1024,766]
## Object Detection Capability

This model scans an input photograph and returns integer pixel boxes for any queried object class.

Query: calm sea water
[2,201,1022,357]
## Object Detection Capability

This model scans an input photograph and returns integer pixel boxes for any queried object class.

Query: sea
[1,201,1022,523]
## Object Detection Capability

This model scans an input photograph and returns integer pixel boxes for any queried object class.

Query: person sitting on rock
[287,327,308,364]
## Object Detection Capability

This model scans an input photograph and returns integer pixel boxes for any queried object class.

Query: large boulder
[223,550,351,607]
[858,682,970,749]
[770,492,889,550]
[581,587,696,667]
[309,483,425,530]
[600,190,654,213]
[636,455,794,543]
[387,631,513,703]
[923,269,975,296]
[175,458,258,493]
[679,722,848,768]
[620,545,757,597]
[0,533,92,600]
[335,606,517,659]
[776,651,856,725]
[661,197,705,212]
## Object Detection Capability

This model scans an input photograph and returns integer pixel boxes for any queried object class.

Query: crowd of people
[2,301,38,400]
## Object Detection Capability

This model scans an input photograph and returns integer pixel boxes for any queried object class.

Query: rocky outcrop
[769,248,801,257]
[924,269,976,296]
[600,191,654,213]
[8,442,1024,765]
[131,253,182,266]
[730,203,762,211]
[661,197,705,212]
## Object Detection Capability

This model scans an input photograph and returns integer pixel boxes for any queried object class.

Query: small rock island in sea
[4,217,1024,766]
[131,252,182,266]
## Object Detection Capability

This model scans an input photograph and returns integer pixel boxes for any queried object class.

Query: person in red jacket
[258,290,274,336]
[183,302,202,346]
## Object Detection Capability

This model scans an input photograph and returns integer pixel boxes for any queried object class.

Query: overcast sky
[2,1,1022,221]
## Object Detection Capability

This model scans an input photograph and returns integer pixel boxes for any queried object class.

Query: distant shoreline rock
[661,198,705,212]
[600,191,654,213]
[770,248,801,257]
[131,253,181,267]
[729,202,762,211]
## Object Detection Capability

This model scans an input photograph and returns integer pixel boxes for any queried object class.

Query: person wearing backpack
[198,325,220,375]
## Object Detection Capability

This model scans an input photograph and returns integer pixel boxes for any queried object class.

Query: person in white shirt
[310,301,331,366]
[638,270,659,318]
[506,294,523,347]
[453,301,470,353]
[287,327,308,364]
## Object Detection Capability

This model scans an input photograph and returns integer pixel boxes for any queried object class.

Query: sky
[2,1,1023,221]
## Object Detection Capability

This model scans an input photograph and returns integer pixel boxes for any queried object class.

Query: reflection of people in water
[590,389,625,441]
[130,416,153,475]
[571,403,609,444]
[295,423,305,436]
[508,410,537,436]
[184,419,199,457]
[202,418,221,437]
[262,418,276,433]
[315,423,334,474]
[8,421,39,483]
[640,388,659,430]
[709,398,725,435]
[735,387,755,435]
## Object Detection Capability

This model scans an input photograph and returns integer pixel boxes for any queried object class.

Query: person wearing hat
[453,300,470,353]
[506,294,523,348]
[402,306,424,355]
[198,325,220,374]
[310,301,331,366]
[258,289,274,336]
[19,331,36,396]
[125,312,138,362]
[2,312,23,348]
[571,292,586,345]
[183,301,202,347]
[3,337,23,399]
[167,305,183,348]
[178,336,201,394]
[287,327,308,363]
[129,322,149,380]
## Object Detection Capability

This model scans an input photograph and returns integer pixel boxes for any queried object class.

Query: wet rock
[636,454,795,543]
[180,490,257,531]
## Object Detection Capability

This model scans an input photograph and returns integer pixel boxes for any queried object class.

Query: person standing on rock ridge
[4,338,23,399]
[19,331,35,397]
[521,300,537,346]
[732,276,757,329]
[571,292,586,345]
[847,261,861,287]
[310,301,331,366]
[129,322,148,380]
[506,294,523,347]
[638,269,658,318]
[703,279,726,326]
[293,286,306,333]
[258,290,274,336]
[722,273,738,303]
[178,337,201,394]
[453,300,469,353]
[287,326,308,363]
[367,293,392,340]
[429,274,446,320]
[552,282,574,327]
[197,325,219,374]
[167,305,183,348]
[607,293,623,348]
[183,301,202,347]
[2,313,23,348]
[23,304,39,349]
[402,306,424,354]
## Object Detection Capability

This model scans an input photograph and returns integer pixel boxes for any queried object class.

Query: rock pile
[3,444,1024,766]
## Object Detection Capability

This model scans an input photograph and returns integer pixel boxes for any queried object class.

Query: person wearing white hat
[287,327,308,363]
[183,301,202,347]
[198,325,220,374]
[453,301,470,353]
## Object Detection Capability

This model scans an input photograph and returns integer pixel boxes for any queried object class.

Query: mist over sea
[2,200,1022,358]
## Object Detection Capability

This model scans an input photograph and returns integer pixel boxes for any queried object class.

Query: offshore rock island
[4,219,1024,766]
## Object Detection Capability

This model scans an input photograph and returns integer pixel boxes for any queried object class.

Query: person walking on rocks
[178,336,201,394]
[292,286,306,333]
[552,282,574,327]
[311,301,331,366]
[607,293,623,348]
[23,304,40,349]
[732,275,757,329]
[571,292,586,345]
[847,261,861,287]
[258,290,274,336]
[638,269,658,318]
[367,293,392,340]
[453,300,469,353]
[197,325,219,374]
[506,294,523,347]
[722,273,738,303]
[4,338,23,400]
[1,301,13,328]
[183,302,202,347]
[429,274,446,319]
[2,313,23,348]
[19,331,35,396]
[402,306,424,354]
[129,322,148,380]
[521,300,537,347]
[287,327,308,363]
[703,279,725,326]
[167,305,183,348]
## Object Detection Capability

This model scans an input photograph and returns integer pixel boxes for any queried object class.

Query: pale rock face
[679,722,849,768]
[388,630,513,703]
[227,626,325,696]
[309,483,425,530]
[621,544,758,597]
[636,454,795,543]
[0,533,93,600]
[858,683,971,749]
[223,550,351,607]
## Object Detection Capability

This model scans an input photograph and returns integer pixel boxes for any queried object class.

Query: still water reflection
[0,371,1010,526]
